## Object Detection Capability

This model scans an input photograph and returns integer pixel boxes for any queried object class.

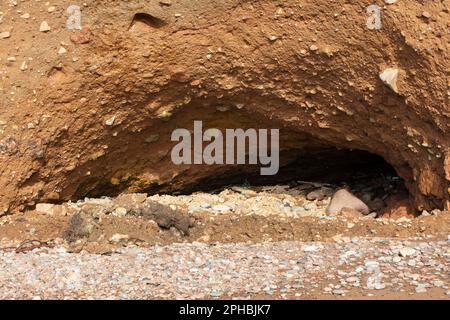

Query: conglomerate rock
[0,0,448,213]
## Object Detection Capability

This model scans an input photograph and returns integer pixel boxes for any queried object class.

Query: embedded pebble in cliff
[421,11,431,19]
[145,134,160,144]
[58,47,67,55]
[70,27,92,44]
[39,21,51,32]
[105,116,116,126]
[326,189,370,215]
[379,68,400,93]
[216,106,229,112]
[384,0,398,4]
[0,31,10,39]
[20,61,28,71]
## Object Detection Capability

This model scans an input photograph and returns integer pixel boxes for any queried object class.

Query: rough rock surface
[0,0,449,213]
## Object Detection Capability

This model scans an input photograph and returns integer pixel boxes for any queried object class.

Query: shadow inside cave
[176,148,405,198]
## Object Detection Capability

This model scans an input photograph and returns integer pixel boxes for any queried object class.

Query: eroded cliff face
[0,0,448,213]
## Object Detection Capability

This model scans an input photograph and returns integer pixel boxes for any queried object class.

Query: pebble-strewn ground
[0,238,448,300]
[0,182,448,299]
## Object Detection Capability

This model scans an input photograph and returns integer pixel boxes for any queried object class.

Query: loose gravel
[0,237,448,300]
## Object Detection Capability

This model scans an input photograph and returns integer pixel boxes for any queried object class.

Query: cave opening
[137,146,406,216]
[70,137,409,216]
[72,124,408,216]
[69,100,409,215]
[176,148,405,202]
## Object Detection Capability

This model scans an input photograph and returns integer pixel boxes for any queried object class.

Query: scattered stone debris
[0,238,448,299]
[0,180,448,299]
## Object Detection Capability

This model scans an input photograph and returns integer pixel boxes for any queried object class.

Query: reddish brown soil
[1,207,448,255]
